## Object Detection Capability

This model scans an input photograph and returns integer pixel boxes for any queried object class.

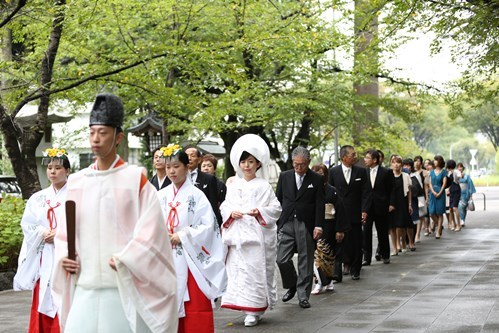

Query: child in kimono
[14,148,71,333]
[220,134,282,327]
[157,144,227,333]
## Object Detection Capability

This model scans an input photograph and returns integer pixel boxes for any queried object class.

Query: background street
[1,186,498,333]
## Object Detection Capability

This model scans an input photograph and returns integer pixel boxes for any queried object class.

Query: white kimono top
[157,178,227,318]
[220,176,282,311]
[52,160,178,333]
[14,184,67,318]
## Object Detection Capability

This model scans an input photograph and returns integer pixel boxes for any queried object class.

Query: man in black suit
[185,145,223,226]
[362,149,393,265]
[149,147,169,190]
[276,146,325,309]
[328,145,369,281]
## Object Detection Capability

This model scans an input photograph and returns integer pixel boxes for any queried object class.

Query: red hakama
[29,280,60,333]
[177,271,214,333]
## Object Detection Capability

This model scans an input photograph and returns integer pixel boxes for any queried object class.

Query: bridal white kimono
[14,184,67,318]
[220,176,282,312]
[52,159,178,333]
[157,178,227,318]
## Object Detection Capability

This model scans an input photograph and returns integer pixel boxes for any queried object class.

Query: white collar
[341,164,351,172]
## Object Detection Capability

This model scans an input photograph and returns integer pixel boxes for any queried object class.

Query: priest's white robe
[14,184,67,318]
[52,160,178,333]
[157,179,227,318]
[220,176,282,312]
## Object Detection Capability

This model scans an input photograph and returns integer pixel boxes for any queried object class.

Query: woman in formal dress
[220,134,282,327]
[404,158,424,249]
[14,148,70,333]
[413,156,428,242]
[388,155,413,255]
[445,159,462,232]
[457,162,476,227]
[310,164,338,294]
[428,155,447,239]
[157,144,227,333]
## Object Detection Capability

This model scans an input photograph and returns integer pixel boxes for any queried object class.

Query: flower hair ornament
[160,144,182,159]
[160,144,190,165]
[42,147,69,166]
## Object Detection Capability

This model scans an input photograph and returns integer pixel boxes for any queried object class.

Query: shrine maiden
[157,144,227,333]
[14,148,71,333]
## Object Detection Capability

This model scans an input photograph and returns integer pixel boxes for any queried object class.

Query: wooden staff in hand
[62,200,79,274]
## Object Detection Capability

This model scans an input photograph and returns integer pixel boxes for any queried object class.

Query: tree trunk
[353,0,379,146]
[219,115,239,180]
[0,0,66,199]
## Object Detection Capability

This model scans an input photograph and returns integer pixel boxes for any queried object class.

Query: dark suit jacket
[366,166,394,216]
[193,171,223,226]
[328,164,370,231]
[325,183,338,208]
[149,174,170,191]
[215,177,227,205]
[276,169,325,236]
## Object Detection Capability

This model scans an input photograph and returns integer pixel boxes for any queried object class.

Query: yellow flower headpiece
[43,148,67,158]
[41,147,68,166]
[160,144,182,158]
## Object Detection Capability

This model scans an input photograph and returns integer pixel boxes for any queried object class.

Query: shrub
[0,196,25,270]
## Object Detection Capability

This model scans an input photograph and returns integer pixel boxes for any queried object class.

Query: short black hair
[239,151,262,170]
[365,149,380,165]
[446,159,456,169]
[403,158,414,172]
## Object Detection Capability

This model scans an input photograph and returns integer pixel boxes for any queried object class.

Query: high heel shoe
[435,231,441,239]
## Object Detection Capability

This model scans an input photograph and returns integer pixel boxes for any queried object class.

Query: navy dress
[389,175,412,228]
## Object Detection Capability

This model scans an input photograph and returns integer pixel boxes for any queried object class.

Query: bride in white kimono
[14,148,70,333]
[157,144,227,333]
[220,134,282,327]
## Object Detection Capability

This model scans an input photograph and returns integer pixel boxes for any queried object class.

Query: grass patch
[472,175,499,186]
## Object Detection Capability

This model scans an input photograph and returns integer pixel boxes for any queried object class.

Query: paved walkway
[1,186,498,332]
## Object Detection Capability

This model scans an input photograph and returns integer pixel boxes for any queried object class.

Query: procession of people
[13,93,477,332]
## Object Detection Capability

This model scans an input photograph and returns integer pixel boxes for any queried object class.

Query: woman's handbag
[468,198,475,211]
[417,196,427,217]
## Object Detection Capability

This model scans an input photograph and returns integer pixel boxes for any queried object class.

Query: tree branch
[0,0,27,29]
[11,52,170,117]
[323,64,444,93]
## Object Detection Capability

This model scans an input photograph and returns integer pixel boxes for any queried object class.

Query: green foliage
[0,196,25,270]
[454,81,499,151]
[0,0,494,185]
[384,1,498,88]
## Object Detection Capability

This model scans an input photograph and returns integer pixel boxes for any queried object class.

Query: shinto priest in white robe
[157,177,227,318]
[52,158,178,333]
[220,134,282,313]
[14,184,67,318]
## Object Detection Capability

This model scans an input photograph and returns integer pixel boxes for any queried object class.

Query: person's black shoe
[282,288,296,302]
[362,260,371,266]
[351,273,360,280]
[332,275,342,283]
[375,254,381,261]
[383,258,390,264]
[299,300,311,308]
